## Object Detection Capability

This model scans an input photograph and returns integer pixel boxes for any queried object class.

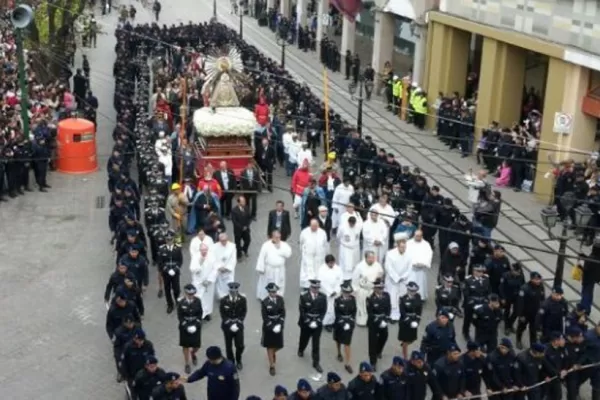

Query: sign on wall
[553,112,573,135]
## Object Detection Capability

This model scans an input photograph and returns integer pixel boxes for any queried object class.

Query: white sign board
[320,14,330,26]
[553,112,573,135]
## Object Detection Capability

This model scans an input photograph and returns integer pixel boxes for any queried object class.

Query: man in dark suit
[267,200,292,241]
[213,161,236,219]
[316,205,332,241]
[231,196,252,258]
[239,162,261,219]
[255,138,276,192]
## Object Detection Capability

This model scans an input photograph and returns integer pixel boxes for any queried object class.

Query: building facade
[423,0,600,199]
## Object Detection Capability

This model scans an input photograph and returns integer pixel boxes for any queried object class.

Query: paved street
[0,1,596,399]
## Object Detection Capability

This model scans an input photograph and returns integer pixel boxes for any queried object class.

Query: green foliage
[30,0,85,45]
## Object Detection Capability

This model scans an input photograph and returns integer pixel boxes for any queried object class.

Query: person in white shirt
[189,229,214,260]
[369,193,396,227]
[297,143,313,167]
[317,254,343,330]
[255,230,293,299]
[286,134,301,176]
[158,146,173,182]
[384,232,413,321]
[338,204,363,234]
[361,211,389,264]
[351,251,384,326]
[465,169,488,211]
[189,244,217,319]
[155,131,169,157]
[406,230,433,300]
[336,216,362,281]
[331,179,354,230]
[212,233,237,299]
[299,219,329,290]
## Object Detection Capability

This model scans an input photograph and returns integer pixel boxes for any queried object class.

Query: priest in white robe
[351,251,384,326]
[338,204,363,233]
[331,180,354,230]
[317,254,344,327]
[384,232,413,322]
[370,194,397,227]
[336,215,362,281]
[189,244,217,318]
[406,230,433,300]
[255,230,293,299]
[299,219,329,290]
[189,229,214,259]
[361,211,389,264]
[212,233,237,299]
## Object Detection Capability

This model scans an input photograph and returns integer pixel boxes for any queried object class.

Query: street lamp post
[10,5,33,140]
[213,0,217,18]
[276,35,286,69]
[348,75,373,136]
[239,2,244,39]
[540,191,593,288]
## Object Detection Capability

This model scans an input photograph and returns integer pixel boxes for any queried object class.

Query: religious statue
[201,47,245,108]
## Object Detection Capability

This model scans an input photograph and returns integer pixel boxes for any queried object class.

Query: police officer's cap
[327,372,342,384]
[467,341,480,351]
[246,396,262,400]
[443,198,453,206]
[387,153,394,158]
[438,309,450,318]
[115,289,128,299]
[474,264,486,272]
[549,331,563,341]
[165,229,176,238]
[443,275,454,283]
[265,282,279,292]
[341,282,353,293]
[373,278,384,289]
[365,135,372,141]
[274,385,288,396]
[552,286,564,294]
[499,338,513,349]
[124,212,134,219]
[493,244,504,251]
[530,271,542,279]
[126,228,138,236]
[133,328,146,339]
[392,356,405,366]
[511,262,522,271]
[566,326,583,337]
[410,351,424,361]
[297,378,312,391]
[122,314,134,323]
[488,294,500,302]
[309,279,321,289]
[406,281,419,292]
[113,195,125,202]
[448,242,459,250]
[206,346,223,360]
[164,372,180,381]
[146,355,158,365]
[128,243,142,251]
[531,342,546,353]
[447,344,461,353]
[359,361,373,373]
[325,254,336,264]
[184,284,196,295]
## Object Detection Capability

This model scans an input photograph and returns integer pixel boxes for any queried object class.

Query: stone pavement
[215,4,600,322]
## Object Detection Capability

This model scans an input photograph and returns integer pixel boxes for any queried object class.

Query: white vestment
[189,235,215,259]
[406,238,433,300]
[331,184,354,229]
[317,263,344,325]
[351,261,384,326]
[189,252,217,317]
[212,241,237,298]
[299,227,329,288]
[384,248,413,321]
[336,223,362,281]
[361,218,389,264]
[338,211,363,233]
[255,240,292,299]
[370,203,397,227]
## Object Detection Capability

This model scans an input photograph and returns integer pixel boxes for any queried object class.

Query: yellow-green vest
[414,96,427,114]
[392,81,402,97]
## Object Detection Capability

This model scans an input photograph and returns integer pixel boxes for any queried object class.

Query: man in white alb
[255,230,293,299]
[336,215,362,281]
[406,229,433,300]
[297,142,313,167]
[189,244,217,319]
[299,219,329,290]
[369,193,396,227]
[338,203,363,233]
[317,254,343,330]
[384,232,413,322]
[361,211,389,264]
[352,251,384,326]
[189,229,214,260]
[212,233,237,299]
[331,178,354,231]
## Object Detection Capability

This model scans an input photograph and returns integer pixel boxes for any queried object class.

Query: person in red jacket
[291,160,311,219]
[254,96,270,127]
[196,165,223,198]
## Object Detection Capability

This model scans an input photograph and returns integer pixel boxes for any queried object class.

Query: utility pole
[11,5,33,139]
[239,2,243,39]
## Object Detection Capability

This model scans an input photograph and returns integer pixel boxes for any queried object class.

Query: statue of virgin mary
[201,47,245,108]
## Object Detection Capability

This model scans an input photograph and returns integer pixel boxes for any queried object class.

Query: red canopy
[330,0,362,22]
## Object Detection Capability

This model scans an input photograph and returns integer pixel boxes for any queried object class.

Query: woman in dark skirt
[398,281,423,359]
[333,282,357,374]
[177,283,203,374]
[260,282,286,376]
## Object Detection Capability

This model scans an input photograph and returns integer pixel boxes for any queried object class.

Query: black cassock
[261,295,286,349]
[303,191,321,227]
[333,295,357,345]
[177,297,203,348]
[398,293,423,343]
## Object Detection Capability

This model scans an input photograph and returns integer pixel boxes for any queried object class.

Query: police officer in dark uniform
[405,351,436,400]
[347,362,380,400]
[420,309,457,366]
[152,372,188,400]
[536,286,569,344]
[516,271,545,349]
[119,244,149,292]
[485,338,517,399]
[120,328,155,393]
[432,344,465,400]
[564,326,585,400]
[461,341,486,398]
[543,332,567,400]
[157,229,183,313]
[112,314,139,381]
[333,281,356,374]
[219,281,248,370]
[298,279,327,373]
[31,135,50,191]
[398,282,423,359]
[178,284,203,373]
[473,294,502,352]
[462,264,491,341]
[184,346,240,400]
[133,356,167,400]
[289,378,315,400]
[379,356,409,400]
[316,372,349,400]
[499,262,526,334]
[513,343,547,400]
[469,238,493,275]
[144,200,166,264]
[366,278,391,371]
[106,290,141,339]
[434,275,461,315]
[261,282,286,376]
[104,263,136,305]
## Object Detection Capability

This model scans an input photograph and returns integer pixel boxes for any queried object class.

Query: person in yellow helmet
[166,183,189,240]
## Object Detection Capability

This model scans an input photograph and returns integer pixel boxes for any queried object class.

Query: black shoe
[237,361,243,370]
[203,315,211,322]
[8,192,16,198]
[269,366,276,376]
[185,364,191,374]
[325,325,333,333]
[516,339,523,350]
[313,363,323,373]
[345,364,353,374]
[0,197,7,202]
[157,289,163,298]
[372,363,377,372]
[39,187,47,192]
[43,184,51,188]
[166,305,174,314]
[25,187,33,192]
[192,353,198,366]
[17,189,24,195]
[337,354,343,362]
[297,350,304,358]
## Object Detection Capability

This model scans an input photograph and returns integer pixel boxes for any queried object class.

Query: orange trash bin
[56,118,98,174]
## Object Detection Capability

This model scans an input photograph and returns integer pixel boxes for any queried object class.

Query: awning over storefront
[382,0,416,20]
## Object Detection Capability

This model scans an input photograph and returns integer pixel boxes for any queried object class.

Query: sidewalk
[218,10,599,320]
